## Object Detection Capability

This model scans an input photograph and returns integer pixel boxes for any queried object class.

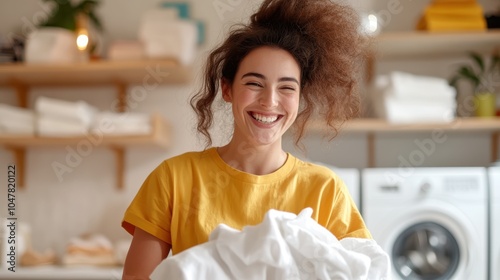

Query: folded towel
[371,75,456,124]
[107,40,145,61]
[150,208,390,280]
[386,72,456,103]
[92,111,150,126]
[383,97,456,124]
[91,112,152,135]
[37,115,88,137]
[417,14,487,31]
[0,120,35,135]
[139,17,198,65]
[0,103,35,124]
[424,3,484,17]
[35,96,97,127]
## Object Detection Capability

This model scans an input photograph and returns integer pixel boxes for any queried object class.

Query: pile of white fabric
[151,208,391,280]
[138,9,198,66]
[0,96,152,137]
[372,71,456,124]
[0,104,35,135]
[35,96,98,136]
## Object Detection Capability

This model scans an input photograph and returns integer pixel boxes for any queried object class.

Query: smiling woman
[121,0,383,279]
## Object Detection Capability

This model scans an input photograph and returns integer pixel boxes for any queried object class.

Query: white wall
[0,0,498,257]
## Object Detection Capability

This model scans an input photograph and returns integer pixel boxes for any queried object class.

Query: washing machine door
[374,201,482,280]
[392,221,460,279]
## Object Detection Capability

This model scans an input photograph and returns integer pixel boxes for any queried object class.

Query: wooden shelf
[0,114,170,190]
[310,117,500,133]
[373,30,500,59]
[309,118,500,167]
[0,59,191,86]
[0,114,170,148]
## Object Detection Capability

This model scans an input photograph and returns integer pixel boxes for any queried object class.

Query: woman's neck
[217,142,287,175]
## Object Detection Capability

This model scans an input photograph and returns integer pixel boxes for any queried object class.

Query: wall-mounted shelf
[310,117,500,167]
[374,30,500,59]
[0,114,170,190]
[0,59,188,190]
[0,59,192,110]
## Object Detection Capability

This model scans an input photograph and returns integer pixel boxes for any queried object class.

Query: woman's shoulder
[292,157,340,179]
[159,148,217,168]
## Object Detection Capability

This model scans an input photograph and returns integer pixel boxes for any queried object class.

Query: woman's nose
[259,88,278,108]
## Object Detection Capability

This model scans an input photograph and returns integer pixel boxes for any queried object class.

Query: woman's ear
[221,78,232,102]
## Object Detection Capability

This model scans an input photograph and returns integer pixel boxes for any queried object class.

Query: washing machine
[489,167,500,280]
[362,167,488,280]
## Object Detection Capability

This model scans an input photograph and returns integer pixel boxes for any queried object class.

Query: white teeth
[252,113,278,124]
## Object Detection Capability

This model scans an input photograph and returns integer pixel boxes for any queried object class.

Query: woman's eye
[246,82,262,87]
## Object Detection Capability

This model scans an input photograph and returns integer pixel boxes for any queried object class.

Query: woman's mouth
[250,112,281,124]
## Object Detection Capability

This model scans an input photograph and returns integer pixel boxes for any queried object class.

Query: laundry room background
[0,0,498,279]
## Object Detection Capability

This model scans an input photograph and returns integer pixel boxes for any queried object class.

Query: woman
[122,0,370,278]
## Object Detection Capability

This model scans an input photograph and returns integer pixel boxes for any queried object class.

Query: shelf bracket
[114,81,127,113]
[5,147,26,189]
[111,147,125,190]
[10,80,29,108]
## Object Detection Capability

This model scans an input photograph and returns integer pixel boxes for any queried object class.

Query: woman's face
[222,46,301,147]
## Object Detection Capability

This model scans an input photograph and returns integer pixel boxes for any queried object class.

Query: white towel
[0,121,35,135]
[0,103,35,124]
[150,208,391,280]
[387,71,456,103]
[384,97,455,124]
[35,96,97,127]
[37,115,88,137]
[91,112,152,135]
[372,75,456,124]
[139,14,198,65]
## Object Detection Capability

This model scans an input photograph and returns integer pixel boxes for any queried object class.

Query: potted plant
[25,0,103,63]
[449,51,500,117]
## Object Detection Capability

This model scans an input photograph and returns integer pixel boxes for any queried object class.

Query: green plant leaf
[39,1,77,31]
[457,65,481,88]
[468,51,485,75]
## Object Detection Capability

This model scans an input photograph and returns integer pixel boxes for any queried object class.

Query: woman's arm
[122,227,171,280]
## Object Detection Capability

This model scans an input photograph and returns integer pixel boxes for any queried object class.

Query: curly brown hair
[190,0,366,147]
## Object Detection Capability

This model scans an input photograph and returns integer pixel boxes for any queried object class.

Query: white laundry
[150,208,391,280]
[0,104,35,135]
[35,96,97,127]
[91,111,152,135]
[387,71,456,103]
[36,115,88,136]
[139,9,198,65]
[372,73,456,124]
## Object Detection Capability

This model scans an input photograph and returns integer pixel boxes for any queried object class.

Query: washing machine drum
[392,222,460,279]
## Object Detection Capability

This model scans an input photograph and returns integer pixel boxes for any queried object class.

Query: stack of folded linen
[0,103,35,135]
[91,111,152,135]
[372,71,457,124]
[35,96,97,137]
[417,0,487,32]
[62,234,117,267]
[138,9,198,66]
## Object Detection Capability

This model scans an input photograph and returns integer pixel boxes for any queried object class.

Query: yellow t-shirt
[122,148,371,255]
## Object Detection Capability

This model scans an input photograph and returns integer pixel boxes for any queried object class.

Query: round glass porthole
[392,222,460,280]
